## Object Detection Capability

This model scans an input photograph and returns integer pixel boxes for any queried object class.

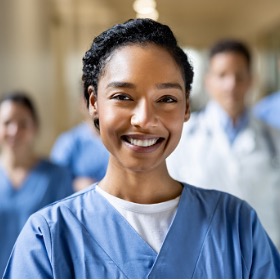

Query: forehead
[100,44,184,83]
[0,101,33,119]
[209,52,249,71]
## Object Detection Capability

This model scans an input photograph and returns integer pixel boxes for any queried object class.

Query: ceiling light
[133,0,159,20]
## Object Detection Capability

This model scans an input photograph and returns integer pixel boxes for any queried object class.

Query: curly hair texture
[82,18,194,109]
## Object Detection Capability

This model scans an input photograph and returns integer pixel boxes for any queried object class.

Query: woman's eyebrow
[156,82,184,91]
[107,81,183,91]
[106,81,135,89]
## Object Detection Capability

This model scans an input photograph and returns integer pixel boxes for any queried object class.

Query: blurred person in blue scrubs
[50,100,109,192]
[254,90,280,130]
[167,39,280,250]
[3,20,280,278]
[253,56,280,129]
[0,91,73,276]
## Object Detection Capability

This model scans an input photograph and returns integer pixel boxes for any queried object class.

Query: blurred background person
[254,90,280,129]
[253,57,280,129]
[253,57,280,130]
[50,98,109,192]
[0,91,73,275]
[167,39,280,250]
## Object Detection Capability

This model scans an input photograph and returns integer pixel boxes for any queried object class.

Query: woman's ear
[88,86,98,117]
[88,86,100,131]
[184,96,191,122]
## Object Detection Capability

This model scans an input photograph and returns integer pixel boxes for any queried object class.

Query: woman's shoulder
[36,158,72,173]
[182,182,254,215]
[31,184,97,220]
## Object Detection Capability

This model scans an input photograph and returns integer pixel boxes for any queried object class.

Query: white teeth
[127,137,158,147]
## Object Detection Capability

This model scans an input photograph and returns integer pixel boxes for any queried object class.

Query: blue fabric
[254,91,280,129]
[206,101,249,144]
[0,159,73,276]
[50,122,109,181]
[3,183,280,278]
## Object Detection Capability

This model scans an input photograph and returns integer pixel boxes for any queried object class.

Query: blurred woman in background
[0,91,73,275]
[50,98,109,192]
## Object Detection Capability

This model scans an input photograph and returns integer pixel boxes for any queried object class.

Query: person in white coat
[167,39,280,250]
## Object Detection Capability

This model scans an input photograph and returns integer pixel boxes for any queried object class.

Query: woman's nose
[131,100,157,128]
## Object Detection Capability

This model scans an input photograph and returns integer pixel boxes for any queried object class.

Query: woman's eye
[111,94,132,101]
[158,96,177,103]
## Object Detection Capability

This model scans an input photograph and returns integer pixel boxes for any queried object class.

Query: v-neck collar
[78,184,221,278]
[148,184,221,278]
[0,159,44,193]
[78,185,157,278]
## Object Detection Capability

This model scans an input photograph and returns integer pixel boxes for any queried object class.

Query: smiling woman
[87,44,189,176]
[3,19,280,279]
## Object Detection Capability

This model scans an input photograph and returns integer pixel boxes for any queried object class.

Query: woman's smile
[124,135,159,147]
[121,134,165,153]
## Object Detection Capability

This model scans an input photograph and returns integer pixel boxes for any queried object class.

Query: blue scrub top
[0,159,73,276]
[50,122,109,181]
[3,183,280,278]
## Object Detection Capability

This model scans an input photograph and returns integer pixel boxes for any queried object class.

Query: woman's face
[0,101,37,152]
[89,44,190,173]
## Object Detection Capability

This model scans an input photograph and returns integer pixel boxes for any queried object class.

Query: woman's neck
[0,149,37,170]
[0,150,39,189]
[99,161,182,204]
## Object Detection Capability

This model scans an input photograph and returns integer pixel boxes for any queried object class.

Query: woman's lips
[121,135,164,152]
[126,136,159,147]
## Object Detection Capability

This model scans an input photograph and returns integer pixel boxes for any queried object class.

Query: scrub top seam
[61,203,130,279]
[95,186,158,254]
[239,201,252,276]
[36,213,55,276]
[191,192,223,278]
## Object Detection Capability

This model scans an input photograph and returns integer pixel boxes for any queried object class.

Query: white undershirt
[96,185,180,253]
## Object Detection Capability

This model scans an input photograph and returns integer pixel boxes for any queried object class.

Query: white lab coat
[167,102,280,250]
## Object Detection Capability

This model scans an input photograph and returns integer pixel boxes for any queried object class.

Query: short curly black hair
[82,18,194,108]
